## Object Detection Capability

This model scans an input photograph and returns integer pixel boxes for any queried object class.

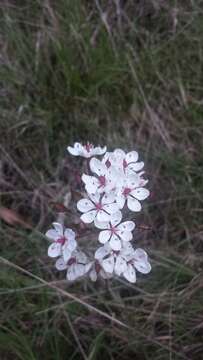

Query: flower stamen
[123,187,131,197]
[57,236,66,245]
[98,175,106,187]
[67,257,77,266]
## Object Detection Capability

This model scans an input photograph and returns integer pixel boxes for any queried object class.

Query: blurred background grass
[0,1,203,359]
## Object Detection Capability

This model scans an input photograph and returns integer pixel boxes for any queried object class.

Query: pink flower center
[123,187,131,197]
[110,225,117,234]
[105,159,111,168]
[98,175,106,187]
[123,159,128,169]
[95,202,103,210]
[84,143,93,152]
[57,236,66,245]
[67,257,76,266]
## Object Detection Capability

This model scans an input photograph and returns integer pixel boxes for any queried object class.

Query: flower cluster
[45,142,151,283]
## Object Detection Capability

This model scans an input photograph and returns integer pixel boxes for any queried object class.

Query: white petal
[123,264,136,283]
[115,255,127,276]
[67,265,78,281]
[126,151,138,163]
[52,222,64,235]
[117,230,133,242]
[95,245,111,260]
[99,230,111,244]
[105,168,118,190]
[48,242,61,258]
[64,228,75,240]
[88,192,100,203]
[90,268,97,282]
[134,260,151,274]
[67,146,80,156]
[84,262,92,273]
[93,146,107,155]
[110,211,122,226]
[45,229,58,241]
[101,193,116,205]
[103,202,119,214]
[133,249,151,274]
[122,242,134,254]
[126,174,140,188]
[90,158,106,176]
[96,210,111,222]
[120,244,134,262]
[128,161,144,172]
[82,152,92,158]
[117,221,135,232]
[67,238,77,252]
[75,250,87,263]
[82,174,99,194]
[80,210,97,223]
[127,197,141,212]
[62,245,72,263]
[77,198,94,213]
[116,194,125,209]
[113,149,125,159]
[131,188,150,201]
[55,257,67,271]
[139,178,148,187]
[102,255,114,274]
[94,218,109,229]
[109,235,122,251]
[75,264,86,277]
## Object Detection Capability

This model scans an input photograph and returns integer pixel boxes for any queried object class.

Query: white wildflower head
[95,211,135,250]
[67,142,107,158]
[45,142,152,284]
[77,193,120,223]
[116,174,149,212]
[55,250,92,281]
[46,222,77,262]
[89,260,112,282]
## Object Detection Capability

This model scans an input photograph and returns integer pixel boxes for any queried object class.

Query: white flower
[116,175,149,212]
[113,149,145,175]
[55,250,92,281]
[77,192,120,223]
[95,211,135,251]
[67,142,106,158]
[45,222,77,262]
[89,260,112,282]
[82,157,117,194]
[94,243,151,283]
[94,242,134,275]
[122,248,151,283]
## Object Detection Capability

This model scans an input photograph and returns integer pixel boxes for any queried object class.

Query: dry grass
[0,1,203,359]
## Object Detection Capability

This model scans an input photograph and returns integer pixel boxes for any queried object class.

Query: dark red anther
[57,236,66,245]
[95,202,103,210]
[85,143,93,152]
[123,187,131,197]
[67,257,76,266]
[105,159,111,168]
[110,225,117,234]
[123,159,128,169]
[98,175,106,187]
